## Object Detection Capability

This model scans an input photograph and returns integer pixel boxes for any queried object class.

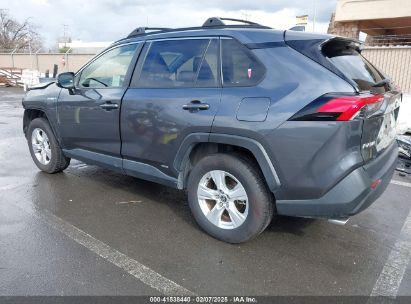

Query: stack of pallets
[0,67,23,86]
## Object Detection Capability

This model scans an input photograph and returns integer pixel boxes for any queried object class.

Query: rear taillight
[290,93,384,121]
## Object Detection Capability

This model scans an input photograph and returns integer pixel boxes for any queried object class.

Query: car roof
[109,17,333,49]
[111,27,286,47]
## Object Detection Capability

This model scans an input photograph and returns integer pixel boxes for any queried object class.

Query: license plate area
[376,108,398,152]
[361,93,401,161]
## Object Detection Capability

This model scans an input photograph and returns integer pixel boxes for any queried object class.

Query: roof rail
[202,17,261,27]
[127,27,171,38]
[119,17,270,42]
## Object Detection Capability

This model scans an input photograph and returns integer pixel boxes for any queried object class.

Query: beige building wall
[332,0,411,38]
[335,0,411,22]
[362,46,411,93]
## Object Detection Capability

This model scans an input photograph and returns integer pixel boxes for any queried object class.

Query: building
[328,0,411,45]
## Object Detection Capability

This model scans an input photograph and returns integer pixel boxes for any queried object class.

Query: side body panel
[120,38,222,179]
[121,87,221,178]
[57,88,124,156]
[56,42,143,166]
[212,45,356,200]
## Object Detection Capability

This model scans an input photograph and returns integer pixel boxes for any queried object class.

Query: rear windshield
[322,41,386,92]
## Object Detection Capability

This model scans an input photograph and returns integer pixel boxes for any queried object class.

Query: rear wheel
[27,118,70,173]
[187,153,274,243]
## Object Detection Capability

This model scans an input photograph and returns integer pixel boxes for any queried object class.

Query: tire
[187,153,274,243]
[27,117,70,173]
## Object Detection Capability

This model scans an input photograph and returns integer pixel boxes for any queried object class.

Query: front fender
[22,83,62,142]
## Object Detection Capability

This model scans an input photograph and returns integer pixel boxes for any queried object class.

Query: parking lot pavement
[0,87,411,296]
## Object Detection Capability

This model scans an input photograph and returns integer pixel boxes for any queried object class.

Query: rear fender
[174,133,281,193]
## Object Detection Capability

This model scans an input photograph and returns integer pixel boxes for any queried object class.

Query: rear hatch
[285,32,401,162]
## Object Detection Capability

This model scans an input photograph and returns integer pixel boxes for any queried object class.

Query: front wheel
[187,153,274,243]
[27,118,70,173]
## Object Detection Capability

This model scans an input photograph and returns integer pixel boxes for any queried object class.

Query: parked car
[23,17,401,243]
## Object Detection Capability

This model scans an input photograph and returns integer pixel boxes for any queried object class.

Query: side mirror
[57,72,75,89]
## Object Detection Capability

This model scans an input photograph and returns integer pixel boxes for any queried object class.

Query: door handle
[99,102,119,111]
[182,100,210,112]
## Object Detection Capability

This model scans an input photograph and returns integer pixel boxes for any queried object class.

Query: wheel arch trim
[174,133,281,192]
[23,108,61,144]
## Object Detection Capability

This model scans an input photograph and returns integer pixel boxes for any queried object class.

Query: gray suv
[23,17,400,243]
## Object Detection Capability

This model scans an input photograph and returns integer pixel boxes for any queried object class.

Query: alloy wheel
[31,128,51,165]
[197,170,249,229]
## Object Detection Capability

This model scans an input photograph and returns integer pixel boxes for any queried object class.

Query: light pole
[11,46,17,68]
[35,48,41,71]
[64,47,72,72]
[241,11,251,21]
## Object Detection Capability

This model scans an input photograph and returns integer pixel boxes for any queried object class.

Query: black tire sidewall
[27,118,63,173]
[187,154,272,243]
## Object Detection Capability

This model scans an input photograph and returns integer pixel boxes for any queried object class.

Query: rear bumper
[276,142,398,218]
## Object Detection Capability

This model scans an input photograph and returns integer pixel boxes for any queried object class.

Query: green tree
[59,46,72,53]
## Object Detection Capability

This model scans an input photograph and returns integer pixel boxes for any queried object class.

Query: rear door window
[137,39,219,88]
[221,38,265,87]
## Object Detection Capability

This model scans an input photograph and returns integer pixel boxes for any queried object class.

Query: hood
[28,81,56,91]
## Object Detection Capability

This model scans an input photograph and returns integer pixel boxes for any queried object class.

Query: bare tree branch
[0,9,43,52]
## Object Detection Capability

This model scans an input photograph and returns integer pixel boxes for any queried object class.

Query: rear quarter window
[221,39,265,87]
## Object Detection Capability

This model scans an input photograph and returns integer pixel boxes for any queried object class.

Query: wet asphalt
[0,86,410,296]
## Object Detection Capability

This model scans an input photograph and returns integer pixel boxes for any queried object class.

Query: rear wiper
[372,78,390,87]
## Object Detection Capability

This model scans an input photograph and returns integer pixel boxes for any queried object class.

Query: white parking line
[0,182,26,191]
[370,208,411,297]
[13,203,196,296]
[390,180,411,188]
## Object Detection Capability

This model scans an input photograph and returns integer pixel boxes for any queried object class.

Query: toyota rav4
[23,17,400,243]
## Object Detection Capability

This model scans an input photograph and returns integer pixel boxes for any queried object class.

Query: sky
[1,0,337,48]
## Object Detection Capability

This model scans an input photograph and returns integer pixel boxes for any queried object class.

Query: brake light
[289,93,384,121]
[317,95,384,121]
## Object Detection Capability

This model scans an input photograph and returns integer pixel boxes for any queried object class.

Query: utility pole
[241,11,251,21]
[63,24,68,47]
[313,0,317,32]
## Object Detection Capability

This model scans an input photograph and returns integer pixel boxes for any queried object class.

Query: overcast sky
[1,0,337,48]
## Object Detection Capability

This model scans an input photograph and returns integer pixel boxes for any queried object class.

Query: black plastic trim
[245,41,286,49]
[63,148,178,188]
[123,159,178,188]
[62,149,123,173]
[174,133,281,192]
